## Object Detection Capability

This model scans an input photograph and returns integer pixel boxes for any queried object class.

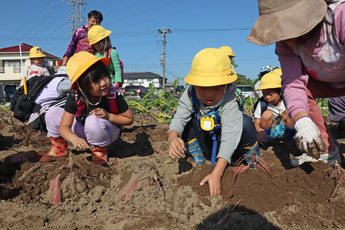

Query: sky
[0,0,280,86]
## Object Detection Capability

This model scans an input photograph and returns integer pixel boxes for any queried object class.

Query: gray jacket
[169,83,243,163]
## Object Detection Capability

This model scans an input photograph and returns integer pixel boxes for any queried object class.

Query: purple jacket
[275,2,345,119]
[63,25,93,58]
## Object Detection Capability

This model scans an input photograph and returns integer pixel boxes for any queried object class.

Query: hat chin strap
[273,93,281,105]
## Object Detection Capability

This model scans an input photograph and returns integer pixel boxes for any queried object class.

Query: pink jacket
[275,1,345,119]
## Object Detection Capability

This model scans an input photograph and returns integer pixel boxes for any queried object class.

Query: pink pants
[45,107,120,147]
[307,77,345,153]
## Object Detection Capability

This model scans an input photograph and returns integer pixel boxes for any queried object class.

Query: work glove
[294,116,326,159]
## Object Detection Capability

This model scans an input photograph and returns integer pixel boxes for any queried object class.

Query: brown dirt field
[1,105,345,229]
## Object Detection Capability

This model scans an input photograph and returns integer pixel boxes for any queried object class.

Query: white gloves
[294,117,326,159]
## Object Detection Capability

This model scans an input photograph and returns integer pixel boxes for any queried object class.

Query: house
[0,43,61,84]
[123,72,164,90]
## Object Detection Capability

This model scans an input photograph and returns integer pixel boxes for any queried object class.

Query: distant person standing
[61,10,103,66]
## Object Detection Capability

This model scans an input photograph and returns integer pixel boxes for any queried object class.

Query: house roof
[124,72,162,79]
[0,43,61,59]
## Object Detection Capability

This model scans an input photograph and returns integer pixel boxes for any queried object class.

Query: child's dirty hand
[92,108,109,120]
[257,130,267,142]
[168,137,186,159]
[71,137,89,150]
[200,173,221,196]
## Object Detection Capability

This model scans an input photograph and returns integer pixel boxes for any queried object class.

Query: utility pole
[64,0,87,37]
[155,25,171,89]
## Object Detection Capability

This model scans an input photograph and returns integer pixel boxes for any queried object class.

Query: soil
[1,105,345,229]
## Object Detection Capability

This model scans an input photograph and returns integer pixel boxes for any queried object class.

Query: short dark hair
[88,10,103,22]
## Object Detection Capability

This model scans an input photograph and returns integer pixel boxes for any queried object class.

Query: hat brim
[184,70,238,87]
[71,56,110,89]
[247,0,327,46]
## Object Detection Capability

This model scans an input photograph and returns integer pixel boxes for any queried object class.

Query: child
[253,68,295,143]
[168,48,260,196]
[41,51,133,165]
[219,46,236,60]
[88,25,123,88]
[20,46,50,86]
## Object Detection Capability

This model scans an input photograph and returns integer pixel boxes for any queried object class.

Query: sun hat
[29,46,46,58]
[219,46,236,57]
[88,25,112,45]
[184,48,237,87]
[66,51,110,89]
[257,68,282,90]
[247,0,327,46]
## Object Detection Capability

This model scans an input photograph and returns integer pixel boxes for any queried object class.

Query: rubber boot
[186,138,206,164]
[92,146,108,166]
[242,141,261,167]
[284,127,296,142]
[40,137,68,162]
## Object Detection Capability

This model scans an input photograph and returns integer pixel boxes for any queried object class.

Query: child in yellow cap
[168,48,260,196]
[253,68,295,143]
[20,46,50,86]
[88,25,123,88]
[41,51,133,165]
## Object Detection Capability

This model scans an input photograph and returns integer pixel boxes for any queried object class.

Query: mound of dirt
[1,106,345,229]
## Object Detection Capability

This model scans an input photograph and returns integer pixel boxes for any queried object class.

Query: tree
[236,74,253,85]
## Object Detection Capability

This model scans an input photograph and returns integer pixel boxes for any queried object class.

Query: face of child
[93,42,100,51]
[194,85,227,106]
[263,89,281,105]
[89,74,111,97]
[87,16,101,28]
[31,58,44,66]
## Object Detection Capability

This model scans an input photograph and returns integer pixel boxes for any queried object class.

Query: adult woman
[247,0,344,167]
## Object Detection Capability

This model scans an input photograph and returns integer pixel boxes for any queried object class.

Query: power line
[64,0,87,37]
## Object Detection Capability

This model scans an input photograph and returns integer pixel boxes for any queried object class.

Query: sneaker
[290,146,341,167]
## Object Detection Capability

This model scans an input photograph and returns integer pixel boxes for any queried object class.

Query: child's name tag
[201,116,214,131]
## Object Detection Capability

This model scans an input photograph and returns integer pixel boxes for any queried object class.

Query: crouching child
[253,68,295,143]
[168,48,260,196]
[41,51,133,165]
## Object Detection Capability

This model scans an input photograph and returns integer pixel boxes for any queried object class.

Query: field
[1,103,345,230]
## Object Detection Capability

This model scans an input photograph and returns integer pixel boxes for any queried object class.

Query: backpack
[10,75,53,122]
[105,47,124,87]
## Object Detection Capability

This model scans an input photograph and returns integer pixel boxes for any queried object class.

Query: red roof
[0,43,61,59]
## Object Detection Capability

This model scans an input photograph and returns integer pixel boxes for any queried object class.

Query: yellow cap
[88,25,112,45]
[184,48,237,87]
[66,51,110,89]
[219,46,236,57]
[29,46,46,58]
[257,68,282,90]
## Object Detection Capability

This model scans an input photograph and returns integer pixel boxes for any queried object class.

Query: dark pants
[181,114,257,159]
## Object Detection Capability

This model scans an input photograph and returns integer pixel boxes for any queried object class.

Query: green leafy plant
[125,80,180,123]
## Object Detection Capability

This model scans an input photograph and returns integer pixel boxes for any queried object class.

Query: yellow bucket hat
[219,46,236,57]
[184,48,237,87]
[88,25,112,45]
[66,51,110,89]
[257,68,282,90]
[247,0,327,46]
[29,46,46,58]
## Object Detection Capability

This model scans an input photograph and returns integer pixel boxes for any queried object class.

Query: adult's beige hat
[184,48,237,87]
[247,0,327,46]
[66,51,110,89]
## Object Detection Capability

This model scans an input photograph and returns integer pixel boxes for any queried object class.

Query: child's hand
[92,108,109,120]
[257,129,267,142]
[168,136,186,159]
[200,173,221,196]
[71,137,89,150]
